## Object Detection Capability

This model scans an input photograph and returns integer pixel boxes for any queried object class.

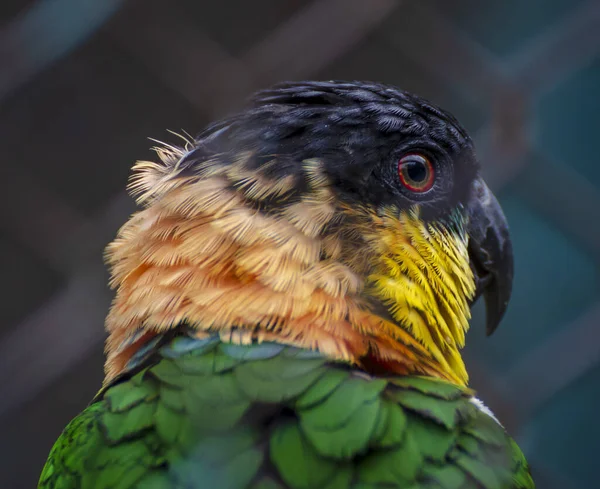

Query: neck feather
[104,158,474,386]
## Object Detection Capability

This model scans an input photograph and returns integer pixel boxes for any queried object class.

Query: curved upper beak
[467,178,514,336]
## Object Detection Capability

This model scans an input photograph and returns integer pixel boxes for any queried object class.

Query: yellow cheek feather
[364,206,476,385]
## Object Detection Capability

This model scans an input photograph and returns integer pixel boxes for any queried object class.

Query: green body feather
[39,334,533,489]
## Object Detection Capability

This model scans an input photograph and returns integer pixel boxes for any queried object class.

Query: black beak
[467,178,514,336]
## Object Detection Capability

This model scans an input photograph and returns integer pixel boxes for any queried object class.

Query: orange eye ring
[398,154,434,192]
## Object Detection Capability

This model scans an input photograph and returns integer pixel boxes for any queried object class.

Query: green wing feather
[39,334,534,489]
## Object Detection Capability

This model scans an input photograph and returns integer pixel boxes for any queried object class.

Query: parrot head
[105,81,513,386]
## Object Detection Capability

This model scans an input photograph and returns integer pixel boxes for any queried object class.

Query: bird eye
[398,154,434,192]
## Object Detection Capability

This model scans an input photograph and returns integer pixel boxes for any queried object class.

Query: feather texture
[39,334,533,489]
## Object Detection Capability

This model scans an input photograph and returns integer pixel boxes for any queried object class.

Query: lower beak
[467,178,514,336]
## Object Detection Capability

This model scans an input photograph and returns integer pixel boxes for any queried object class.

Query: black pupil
[404,159,428,184]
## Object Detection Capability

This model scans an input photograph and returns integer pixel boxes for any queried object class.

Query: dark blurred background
[0,0,599,487]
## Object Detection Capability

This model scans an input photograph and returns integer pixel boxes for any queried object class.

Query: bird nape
[39,80,533,489]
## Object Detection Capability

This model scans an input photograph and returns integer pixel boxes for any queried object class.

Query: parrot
[38,80,534,489]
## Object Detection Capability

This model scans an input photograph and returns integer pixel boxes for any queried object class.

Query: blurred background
[0,0,598,487]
